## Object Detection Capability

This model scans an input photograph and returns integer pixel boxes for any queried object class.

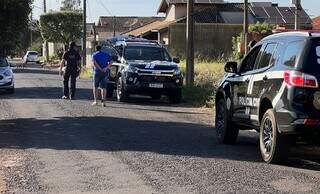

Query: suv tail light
[284,71,318,88]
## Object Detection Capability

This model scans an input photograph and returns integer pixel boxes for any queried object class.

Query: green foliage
[49,54,60,61]
[232,33,244,60]
[180,60,225,108]
[28,38,43,54]
[249,22,275,36]
[0,0,32,56]
[61,0,81,11]
[40,12,83,46]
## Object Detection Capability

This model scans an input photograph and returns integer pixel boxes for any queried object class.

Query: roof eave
[157,0,169,14]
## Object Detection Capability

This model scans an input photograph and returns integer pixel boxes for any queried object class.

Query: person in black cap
[59,42,82,100]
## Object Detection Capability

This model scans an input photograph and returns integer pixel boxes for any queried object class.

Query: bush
[180,60,225,108]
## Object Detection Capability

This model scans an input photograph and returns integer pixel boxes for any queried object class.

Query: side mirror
[173,57,180,64]
[225,61,238,73]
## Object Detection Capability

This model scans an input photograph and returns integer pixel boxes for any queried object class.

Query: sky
[32,0,320,23]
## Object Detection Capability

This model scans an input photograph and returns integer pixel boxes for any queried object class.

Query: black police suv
[215,31,320,163]
[101,36,183,103]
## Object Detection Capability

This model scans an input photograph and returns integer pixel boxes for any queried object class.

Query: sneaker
[62,96,69,100]
[92,101,98,106]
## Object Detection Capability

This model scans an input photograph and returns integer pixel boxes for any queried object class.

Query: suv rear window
[304,38,320,75]
[282,41,304,67]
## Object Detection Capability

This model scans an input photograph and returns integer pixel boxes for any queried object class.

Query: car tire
[7,87,15,94]
[168,89,182,104]
[215,98,239,144]
[107,83,114,98]
[116,77,129,102]
[259,109,291,164]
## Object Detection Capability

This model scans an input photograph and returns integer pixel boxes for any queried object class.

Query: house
[313,16,320,29]
[85,17,164,66]
[123,0,312,59]
[89,16,164,42]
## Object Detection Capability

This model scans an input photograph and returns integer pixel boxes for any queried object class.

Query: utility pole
[83,0,87,67]
[293,0,301,30]
[30,11,33,46]
[113,16,116,37]
[43,0,49,62]
[243,0,249,55]
[93,23,97,48]
[186,0,194,86]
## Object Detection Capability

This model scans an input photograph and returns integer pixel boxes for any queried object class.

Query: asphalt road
[0,63,320,194]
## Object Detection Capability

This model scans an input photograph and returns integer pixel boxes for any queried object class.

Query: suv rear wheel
[215,98,239,144]
[7,87,14,94]
[116,77,129,102]
[260,109,291,163]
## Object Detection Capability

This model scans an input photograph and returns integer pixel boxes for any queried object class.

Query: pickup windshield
[0,58,9,67]
[124,46,171,61]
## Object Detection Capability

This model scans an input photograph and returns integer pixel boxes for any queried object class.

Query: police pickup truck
[102,36,183,103]
[215,31,320,163]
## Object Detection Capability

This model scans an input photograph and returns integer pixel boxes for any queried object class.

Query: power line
[96,0,113,16]
[87,0,92,21]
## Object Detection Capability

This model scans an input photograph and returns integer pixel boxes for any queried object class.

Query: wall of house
[165,4,219,21]
[168,23,242,59]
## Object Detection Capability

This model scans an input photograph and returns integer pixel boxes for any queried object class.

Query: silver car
[0,58,14,94]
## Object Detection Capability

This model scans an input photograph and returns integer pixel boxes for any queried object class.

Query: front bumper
[0,80,14,89]
[124,73,182,95]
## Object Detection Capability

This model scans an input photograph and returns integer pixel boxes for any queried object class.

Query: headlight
[174,68,181,76]
[125,65,138,73]
[3,70,12,77]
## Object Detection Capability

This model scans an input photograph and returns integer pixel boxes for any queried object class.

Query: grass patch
[80,67,93,78]
[180,60,225,108]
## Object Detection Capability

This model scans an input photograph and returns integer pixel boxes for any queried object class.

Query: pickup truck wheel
[116,77,129,102]
[260,109,291,163]
[169,89,182,103]
[215,98,239,144]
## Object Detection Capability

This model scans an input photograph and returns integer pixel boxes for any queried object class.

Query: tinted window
[256,43,277,69]
[102,46,118,58]
[304,39,320,74]
[282,41,303,67]
[0,58,9,67]
[240,45,262,73]
[124,46,171,61]
[28,51,38,55]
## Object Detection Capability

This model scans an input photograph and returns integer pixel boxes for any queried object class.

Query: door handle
[263,75,268,81]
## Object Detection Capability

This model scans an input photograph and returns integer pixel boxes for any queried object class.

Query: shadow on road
[13,68,59,75]
[0,116,319,171]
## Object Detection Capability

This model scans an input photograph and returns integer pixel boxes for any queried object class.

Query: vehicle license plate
[149,83,163,88]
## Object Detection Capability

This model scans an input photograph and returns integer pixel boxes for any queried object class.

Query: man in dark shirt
[59,42,81,100]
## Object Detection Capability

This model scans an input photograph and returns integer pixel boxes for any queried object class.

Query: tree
[0,0,32,56]
[249,22,275,38]
[61,0,81,11]
[39,12,83,48]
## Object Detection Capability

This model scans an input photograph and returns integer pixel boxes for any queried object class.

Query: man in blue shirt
[92,45,112,107]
